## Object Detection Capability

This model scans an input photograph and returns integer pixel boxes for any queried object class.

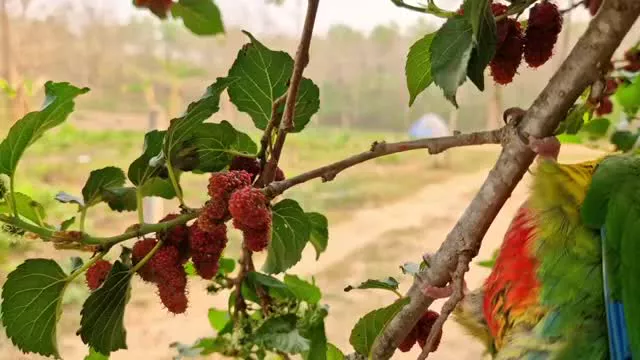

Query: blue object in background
[408,113,450,139]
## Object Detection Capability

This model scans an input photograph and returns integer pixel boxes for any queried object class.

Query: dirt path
[9,144,604,360]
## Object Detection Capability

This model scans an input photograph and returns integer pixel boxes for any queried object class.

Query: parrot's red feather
[483,203,541,346]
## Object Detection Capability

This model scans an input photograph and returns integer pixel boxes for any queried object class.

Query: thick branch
[262,0,320,184]
[264,127,505,198]
[369,1,640,358]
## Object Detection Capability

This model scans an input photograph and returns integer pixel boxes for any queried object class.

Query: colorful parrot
[421,136,640,359]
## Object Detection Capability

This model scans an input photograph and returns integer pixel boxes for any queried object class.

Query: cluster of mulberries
[85,259,113,291]
[593,78,621,116]
[523,1,563,68]
[229,156,286,183]
[189,221,228,279]
[490,3,524,85]
[133,0,174,18]
[398,310,443,352]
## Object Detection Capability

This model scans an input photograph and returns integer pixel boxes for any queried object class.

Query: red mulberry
[398,327,418,352]
[85,260,112,290]
[242,226,271,252]
[189,221,228,254]
[207,170,252,200]
[157,213,189,247]
[192,252,221,280]
[228,186,271,230]
[274,167,286,181]
[490,18,524,84]
[416,311,443,350]
[198,200,228,228]
[624,48,640,72]
[132,238,158,282]
[595,97,613,116]
[491,3,508,17]
[229,156,261,182]
[157,282,188,314]
[149,245,180,280]
[134,0,174,19]
[523,1,562,68]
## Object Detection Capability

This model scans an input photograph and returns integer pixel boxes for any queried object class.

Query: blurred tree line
[2,0,635,133]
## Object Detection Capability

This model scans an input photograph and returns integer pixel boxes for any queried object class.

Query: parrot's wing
[582,154,640,358]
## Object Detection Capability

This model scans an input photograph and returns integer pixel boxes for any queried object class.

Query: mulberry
[132,238,158,282]
[242,226,271,253]
[398,327,418,352]
[198,200,228,228]
[595,97,613,116]
[228,186,271,230]
[189,221,228,254]
[157,282,188,314]
[490,18,524,84]
[416,311,443,351]
[207,170,252,200]
[157,213,189,247]
[624,48,640,72]
[584,0,602,16]
[86,260,112,290]
[133,0,174,19]
[275,167,286,181]
[192,252,221,280]
[491,3,508,17]
[150,245,180,271]
[229,156,261,181]
[523,1,562,68]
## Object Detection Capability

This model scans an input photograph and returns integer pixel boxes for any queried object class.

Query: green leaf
[84,348,109,360]
[405,33,435,106]
[190,121,257,173]
[349,297,411,356]
[138,178,176,199]
[218,257,236,276]
[344,277,400,294]
[615,77,640,116]
[610,130,639,152]
[253,314,311,354]
[563,105,589,135]
[127,130,174,199]
[207,308,230,331]
[82,167,127,208]
[79,261,133,355]
[290,78,321,133]
[306,212,328,260]
[247,271,294,299]
[171,0,225,36]
[1,259,68,358]
[0,82,89,177]
[263,199,311,274]
[0,192,47,225]
[581,117,611,138]
[327,343,345,360]
[284,274,322,304]
[465,0,497,91]
[163,77,233,168]
[303,321,328,360]
[430,16,474,107]
[100,187,138,212]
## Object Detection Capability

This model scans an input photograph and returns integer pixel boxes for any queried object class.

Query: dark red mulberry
[192,252,221,280]
[189,221,227,254]
[242,226,271,252]
[228,186,271,230]
[416,311,443,351]
[133,0,174,19]
[157,281,188,314]
[229,156,261,181]
[198,200,228,228]
[207,170,252,200]
[490,18,524,84]
[398,327,418,352]
[132,238,158,282]
[85,260,112,290]
[595,97,613,116]
[157,213,189,247]
[523,1,562,68]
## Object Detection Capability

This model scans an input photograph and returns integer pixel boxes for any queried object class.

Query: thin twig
[257,94,286,169]
[263,127,506,198]
[261,0,320,185]
[367,0,640,358]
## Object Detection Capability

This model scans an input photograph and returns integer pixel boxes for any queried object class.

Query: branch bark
[369,1,640,358]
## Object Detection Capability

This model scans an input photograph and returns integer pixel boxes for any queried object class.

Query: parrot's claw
[528,135,560,161]
[420,253,469,300]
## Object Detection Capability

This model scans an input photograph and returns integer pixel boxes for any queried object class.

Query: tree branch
[369,0,640,358]
[261,0,320,185]
[264,127,506,198]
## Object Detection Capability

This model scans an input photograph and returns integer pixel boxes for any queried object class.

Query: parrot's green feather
[581,154,640,357]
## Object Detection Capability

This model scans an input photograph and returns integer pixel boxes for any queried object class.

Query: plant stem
[136,188,144,224]
[9,177,17,218]
[0,214,54,239]
[130,239,163,273]
[67,252,106,282]
[79,207,87,233]
[165,160,185,207]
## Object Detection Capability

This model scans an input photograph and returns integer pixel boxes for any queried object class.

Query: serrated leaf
[82,167,127,208]
[55,192,84,207]
[405,33,435,106]
[284,274,321,304]
[349,297,411,356]
[78,261,132,355]
[400,262,421,275]
[138,178,176,199]
[344,277,400,294]
[247,271,294,299]
[327,343,345,360]
[0,192,47,225]
[290,78,320,133]
[263,199,311,274]
[100,187,137,212]
[190,121,257,173]
[128,130,167,187]
[465,0,497,91]
[84,347,109,360]
[430,16,474,107]
[0,82,89,177]
[306,212,328,260]
[171,0,225,36]
[208,308,230,331]
[615,76,640,116]
[253,314,310,354]
[1,259,68,358]
[163,77,233,168]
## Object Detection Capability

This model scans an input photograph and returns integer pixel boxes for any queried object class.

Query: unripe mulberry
[398,327,418,352]
[192,252,221,280]
[86,260,112,290]
[207,170,252,200]
[229,156,261,181]
[157,213,189,247]
[132,238,158,282]
[189,221,228,254]
[242,226,271,252]
[134,0,174,19]
[523,1,562,68]
[490,19,524,84]
[416,311,443,351]
[595,97,613,116]
[157,282,188,314]
[228,186,271,230]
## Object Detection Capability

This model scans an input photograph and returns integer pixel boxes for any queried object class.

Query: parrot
[419,135,640,359]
